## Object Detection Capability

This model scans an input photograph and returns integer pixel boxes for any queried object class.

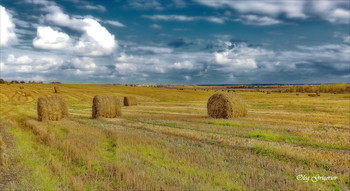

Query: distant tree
[20,80,26,84]
[10,80,19,84]
[289,83,350,93]
[0,79,6,84]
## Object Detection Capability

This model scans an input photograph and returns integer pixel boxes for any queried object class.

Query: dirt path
[0,121,18,190]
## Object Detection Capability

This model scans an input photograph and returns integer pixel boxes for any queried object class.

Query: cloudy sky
[0,0,349,84]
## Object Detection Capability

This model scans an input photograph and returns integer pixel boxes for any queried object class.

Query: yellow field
[0,84,349,190]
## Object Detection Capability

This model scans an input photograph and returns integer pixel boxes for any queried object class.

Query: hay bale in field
[316,92,320,96]
[37,96,69,121]
[0,136,6,166]
[24,91,31,97]
[54,86,60,93]
[19,86,24,89]
[124,96,137,106]
[92,95,122,119]
[296,93,299,96]
[308,93,317,97]
[266,91,271,94]
[207,93,247,119]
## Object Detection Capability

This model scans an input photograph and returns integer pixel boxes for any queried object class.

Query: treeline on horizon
[287,83,350,94]
[0,78,349,93]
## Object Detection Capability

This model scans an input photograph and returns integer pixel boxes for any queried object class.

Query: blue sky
[0,0,349,84]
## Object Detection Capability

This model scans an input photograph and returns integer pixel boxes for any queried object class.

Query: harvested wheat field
[0,84,349,191]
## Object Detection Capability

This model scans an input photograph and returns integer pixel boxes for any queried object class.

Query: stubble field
[0,84,349,191]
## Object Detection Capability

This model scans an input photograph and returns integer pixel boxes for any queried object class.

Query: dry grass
[92,95,122,119]
[207,93,247,118]
[25,120,57,145]
[123,96,137,106]
[37,96,69,121]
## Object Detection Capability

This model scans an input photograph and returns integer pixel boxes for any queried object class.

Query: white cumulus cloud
[238,15,281,26]
[6,54,33,64]
[0,5,17,46]
[327,8,350,24]
[115,63,137,74]
[71,57,97,70]
[214,43,273,70]
[171,61,194,70]
[194,0,306,18]
[35,2,117,56]
[73,18,117,56]
[195,0,350,24]
[104,20,125,27]
[143,15,225,24]
[33,26,70,50]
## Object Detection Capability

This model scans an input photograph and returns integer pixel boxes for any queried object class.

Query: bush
[0,79,6,84]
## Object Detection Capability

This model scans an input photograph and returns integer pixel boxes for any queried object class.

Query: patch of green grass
[246,124,271,130]
[208,121,271,130]
[313,127,326,131]
[247,132,346,149]
[247,132,301,142]
[71,105,90,110]
[132,145,245,190]
[98,138,117,163]
[252,145,332,171]
[8,126,65,191]
[252,145,279,157]
[208,121,242,127]
[301,141,347,150]
[160,122,183,129]
[68,100,81,104]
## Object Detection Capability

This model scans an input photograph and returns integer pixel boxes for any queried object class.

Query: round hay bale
[207,93,247,119]
[123,96,137,106]
[0,136,6,166]
[19,86,24,89]
[37,96,68,121]
[24,91,31,97]
[54,86,60,93]
[92,95,122,119]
